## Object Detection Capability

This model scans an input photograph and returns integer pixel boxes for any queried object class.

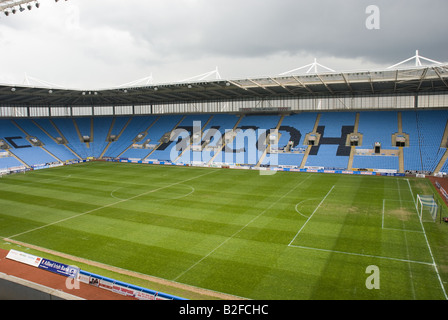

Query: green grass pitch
[1,161,448,300]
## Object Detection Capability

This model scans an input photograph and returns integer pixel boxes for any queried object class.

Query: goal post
[417,194,439,222]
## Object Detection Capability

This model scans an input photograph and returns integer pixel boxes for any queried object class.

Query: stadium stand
[13,119,78,162]
[352,154,399,170]
[224,114,281,165]
[352,111,399,171]
[0,155,23,171]
[91,117,114,158]
[357,111,398,148]
[278,112,317,148]
[141,115,187,162]
[115,115,166,159]
[306,144,350,169]
[303,112,355,169]
[274,153,304,167]
[414,110,448,173]
[0,110,448,175]
[317,112,356,137]
[401,111,422,172]
[399,110,448,173]
[102,115,160,159]
[199,114,241,164]
[51,118,91,159]
[0,119,58,167]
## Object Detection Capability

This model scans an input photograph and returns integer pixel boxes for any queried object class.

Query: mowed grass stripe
[8,177,316,283]
[1,162,447,300]
[0,179,115,202]
[0,189,99,214]
[3,164,312,244]
[9,166,315,285]
[14,225,211,280]
[6,165,219,240]
[172,174,314,282]
[10,207,309,285]
[0,174,123,208]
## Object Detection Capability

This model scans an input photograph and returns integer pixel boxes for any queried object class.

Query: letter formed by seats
[365,265,380,290]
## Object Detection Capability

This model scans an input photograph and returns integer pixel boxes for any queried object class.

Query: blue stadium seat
[0,110,446,173]
[357,111,397,149]
[0,156,24,170]
[352,155,399,170]
[306,144,349,169]
[401,110,448,172]
[13,119,78,161]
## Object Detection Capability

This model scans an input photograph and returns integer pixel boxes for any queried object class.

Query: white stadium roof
[1,61,447,107]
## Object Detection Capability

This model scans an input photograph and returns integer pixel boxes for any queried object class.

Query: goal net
[417,195,439,222]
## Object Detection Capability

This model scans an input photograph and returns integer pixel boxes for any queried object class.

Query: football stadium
[1,1,448,303]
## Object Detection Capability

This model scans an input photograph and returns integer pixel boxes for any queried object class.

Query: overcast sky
[0,0,447,89]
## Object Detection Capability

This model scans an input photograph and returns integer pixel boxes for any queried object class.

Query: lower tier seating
[0,109,447,174]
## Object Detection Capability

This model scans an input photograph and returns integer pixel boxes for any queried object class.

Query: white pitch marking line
[173,174,313,281]
[382,198,423,233]
[294,199,319,219]
[289,244,434,266]
[6,169,217,240]
[407,178,448,300]
[288,185,335,247]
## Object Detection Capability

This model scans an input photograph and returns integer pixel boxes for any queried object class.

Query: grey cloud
[89,0,448,64]
[0,0,446,87]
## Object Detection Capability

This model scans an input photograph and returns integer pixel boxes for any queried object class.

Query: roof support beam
[269,77,295,95]
[368,72,375,94]
[433,67,448,89]
[291,76,314,94]
[227,80,261,97]
[316,74,334,94]
[340,73,353,93]
[247,79,277,94]
[416,68,429,91]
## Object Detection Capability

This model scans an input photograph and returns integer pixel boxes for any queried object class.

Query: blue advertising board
[38,258,80,278]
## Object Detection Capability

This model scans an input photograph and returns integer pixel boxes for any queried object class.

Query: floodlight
[12,8,16,14]
[4,10,9,16]
[19,5,25,12]
[27,4,32,10]
[35,2,40,8]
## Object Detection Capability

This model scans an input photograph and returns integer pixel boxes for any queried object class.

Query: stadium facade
[1,63,448,115]
[1,59,448,177]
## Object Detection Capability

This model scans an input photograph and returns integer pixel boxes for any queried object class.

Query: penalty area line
[289,244,434,266]
[173,174,313,282]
